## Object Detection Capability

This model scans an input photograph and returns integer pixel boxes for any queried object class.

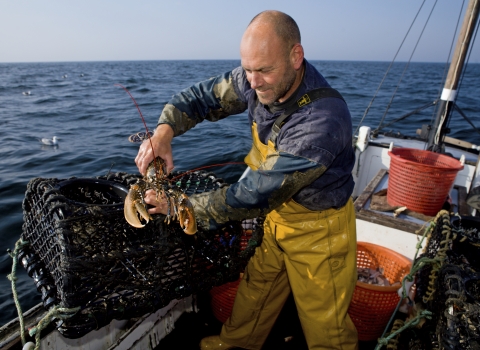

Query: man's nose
[249,71,262,89]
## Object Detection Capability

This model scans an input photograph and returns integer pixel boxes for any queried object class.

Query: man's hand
[135,124,175,175]
[143,189,172,215]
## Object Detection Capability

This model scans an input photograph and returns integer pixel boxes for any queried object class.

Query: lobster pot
[402,212,480,348]
[387,148,463,216]
[20,171,264,339]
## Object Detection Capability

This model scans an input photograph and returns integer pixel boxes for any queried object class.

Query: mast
[427,0,480,152]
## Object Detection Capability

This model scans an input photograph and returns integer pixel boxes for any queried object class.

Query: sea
[0,59,479,328]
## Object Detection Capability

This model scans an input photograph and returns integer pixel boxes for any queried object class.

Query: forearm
[189,160,327,229]
[189,186,268,230]
[158,70,247,137]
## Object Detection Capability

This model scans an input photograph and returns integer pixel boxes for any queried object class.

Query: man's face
[240,29,297,105]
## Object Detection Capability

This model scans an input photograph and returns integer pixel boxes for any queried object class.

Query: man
[136,10,358,350]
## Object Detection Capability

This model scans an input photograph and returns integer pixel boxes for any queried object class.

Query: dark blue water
[0,60,479,327]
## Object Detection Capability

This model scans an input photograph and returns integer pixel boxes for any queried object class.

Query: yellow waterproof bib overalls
[220,117,358,349]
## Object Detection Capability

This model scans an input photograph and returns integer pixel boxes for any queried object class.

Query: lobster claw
[123,158,197,235]
[124,183,152,228]
[177,194,197,235]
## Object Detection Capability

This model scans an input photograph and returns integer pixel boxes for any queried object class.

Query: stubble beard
[257,67,297,105]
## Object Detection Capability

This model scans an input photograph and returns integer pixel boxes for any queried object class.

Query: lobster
[117,84,197,235]
[123,157,197,234]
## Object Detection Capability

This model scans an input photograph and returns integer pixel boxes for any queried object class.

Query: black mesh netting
[20,171,264,339]
[386,212,480,350]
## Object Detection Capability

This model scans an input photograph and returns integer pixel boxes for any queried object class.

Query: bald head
[249,11,301,51]
[241,11,302,63]
[240,11,304,105]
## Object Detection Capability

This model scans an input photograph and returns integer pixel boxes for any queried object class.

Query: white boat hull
[0,297,194,350]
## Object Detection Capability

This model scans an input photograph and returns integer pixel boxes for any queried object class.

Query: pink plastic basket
[387,148,463,216]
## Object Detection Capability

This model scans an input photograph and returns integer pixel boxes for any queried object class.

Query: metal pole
[427,0,480,152]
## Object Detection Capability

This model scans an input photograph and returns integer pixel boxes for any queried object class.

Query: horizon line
[1,58,475,65]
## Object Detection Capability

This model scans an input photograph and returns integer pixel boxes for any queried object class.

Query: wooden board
[353,169,470,234]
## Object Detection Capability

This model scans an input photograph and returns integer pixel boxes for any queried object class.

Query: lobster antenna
[170,162,246,181]
[115,84,160,175]
[107,162,115,176]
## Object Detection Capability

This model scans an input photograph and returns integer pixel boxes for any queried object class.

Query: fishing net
[384,212,480,350]
[20,171,264,339]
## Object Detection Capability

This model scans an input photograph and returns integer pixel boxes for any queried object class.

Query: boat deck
[156,292,378,350]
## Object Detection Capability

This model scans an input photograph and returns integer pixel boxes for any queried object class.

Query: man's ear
[291,43,304,70]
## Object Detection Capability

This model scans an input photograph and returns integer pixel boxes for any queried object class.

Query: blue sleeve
[189,151,326,229]
[158,69,248,136]
[226,152,320,209]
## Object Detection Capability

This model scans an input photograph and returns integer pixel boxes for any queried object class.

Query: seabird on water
[41,136,59,146]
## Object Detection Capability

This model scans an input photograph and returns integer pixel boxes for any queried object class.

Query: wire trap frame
[19,171,263,339]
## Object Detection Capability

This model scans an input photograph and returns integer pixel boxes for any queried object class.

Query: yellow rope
[386,319,404,349]
[422,211,452,304]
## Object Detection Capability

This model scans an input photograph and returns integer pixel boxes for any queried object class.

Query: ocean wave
[33,96,60,105]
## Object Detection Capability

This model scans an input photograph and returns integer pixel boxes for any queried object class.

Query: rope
[376,214,434,341]
[28,305,80,350]
[7,238,30,346]
[375,310,433,350]
[7,238,79,349]
[422,212,452,304]
[373,209,479,349]
[375,0,438,136]
[385,319,404,350]
[354,0,427,138]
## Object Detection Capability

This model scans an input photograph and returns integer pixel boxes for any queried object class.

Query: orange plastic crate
[348,242,412,341]
[210,278,242,324]
[209,229,253,323]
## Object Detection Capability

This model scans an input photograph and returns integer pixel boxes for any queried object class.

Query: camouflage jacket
[158,59,355,229]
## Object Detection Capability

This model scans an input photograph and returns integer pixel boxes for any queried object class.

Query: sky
[1,0,479,64]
